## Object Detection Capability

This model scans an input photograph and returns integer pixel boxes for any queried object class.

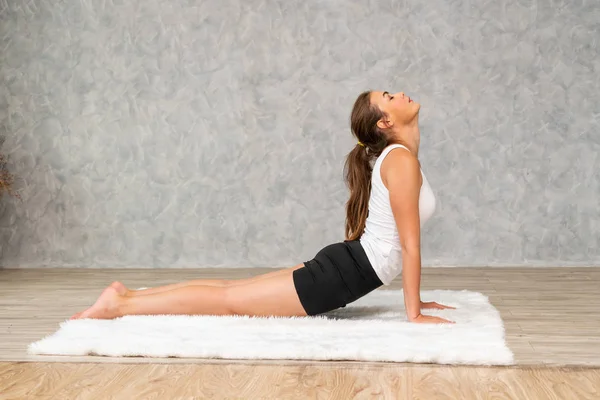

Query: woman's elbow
[400,243,420,256]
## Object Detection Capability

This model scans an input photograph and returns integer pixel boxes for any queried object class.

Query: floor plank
[0,362,599,400]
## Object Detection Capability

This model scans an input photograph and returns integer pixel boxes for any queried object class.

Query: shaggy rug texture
[28,289,514,365]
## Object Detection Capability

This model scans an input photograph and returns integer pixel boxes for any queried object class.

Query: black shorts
[292,239,384,316]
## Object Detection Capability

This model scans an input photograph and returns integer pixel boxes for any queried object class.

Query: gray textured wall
[0,0,598,269]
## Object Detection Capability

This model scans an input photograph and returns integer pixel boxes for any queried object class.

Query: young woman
[71,90,454,324]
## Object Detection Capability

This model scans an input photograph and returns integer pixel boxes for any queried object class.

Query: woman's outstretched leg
[70,264,307,319]
[114,264,304,297]
[71,284,230,319]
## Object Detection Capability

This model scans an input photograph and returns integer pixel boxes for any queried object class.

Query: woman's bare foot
[70,311,83,319]
[109,281,129,296]
[70,286,123,320]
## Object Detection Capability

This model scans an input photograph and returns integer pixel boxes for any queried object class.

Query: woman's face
[369,91,420,129]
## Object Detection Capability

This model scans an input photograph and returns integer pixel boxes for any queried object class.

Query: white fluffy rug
[28,289,514,365]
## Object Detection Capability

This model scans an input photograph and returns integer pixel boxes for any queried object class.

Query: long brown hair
[344,91,395,241]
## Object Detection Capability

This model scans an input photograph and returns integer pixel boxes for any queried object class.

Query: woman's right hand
[409,314,455,324]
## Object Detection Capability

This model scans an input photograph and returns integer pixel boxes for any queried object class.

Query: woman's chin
[411,102,421,115]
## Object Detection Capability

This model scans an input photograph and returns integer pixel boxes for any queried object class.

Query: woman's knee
[222,285,241,315]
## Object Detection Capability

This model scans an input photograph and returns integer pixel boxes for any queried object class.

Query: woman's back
[360,143,436,285]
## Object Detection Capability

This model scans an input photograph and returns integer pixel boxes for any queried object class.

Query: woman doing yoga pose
[72,90,455,324]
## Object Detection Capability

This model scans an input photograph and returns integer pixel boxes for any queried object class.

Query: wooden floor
[1,267,600,399]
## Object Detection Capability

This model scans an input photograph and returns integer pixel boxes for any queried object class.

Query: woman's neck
[393,120,420,157]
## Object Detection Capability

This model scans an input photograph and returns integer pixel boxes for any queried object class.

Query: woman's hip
[292,240,383,315]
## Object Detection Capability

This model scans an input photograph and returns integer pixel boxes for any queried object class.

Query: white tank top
[359,144,436,285]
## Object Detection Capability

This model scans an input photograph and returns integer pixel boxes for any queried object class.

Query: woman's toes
[70,311,83,320]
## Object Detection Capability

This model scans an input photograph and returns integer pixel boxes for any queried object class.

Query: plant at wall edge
[0,135,23,202]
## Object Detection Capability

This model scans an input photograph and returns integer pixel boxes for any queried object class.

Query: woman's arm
[384,149,423,320]
[384,149,453,323]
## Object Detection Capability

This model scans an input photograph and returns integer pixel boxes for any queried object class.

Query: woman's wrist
[407,312,422,322]
[405,298,421,319]
[406,303,421,321]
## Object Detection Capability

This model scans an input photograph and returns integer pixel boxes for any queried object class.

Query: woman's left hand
[420,301,456,310]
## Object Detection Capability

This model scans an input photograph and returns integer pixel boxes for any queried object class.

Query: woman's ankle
[114,293,130,317]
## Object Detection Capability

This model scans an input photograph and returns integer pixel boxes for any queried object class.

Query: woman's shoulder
[380,146,421,190]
